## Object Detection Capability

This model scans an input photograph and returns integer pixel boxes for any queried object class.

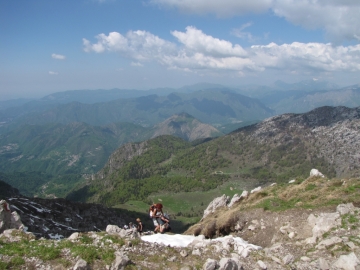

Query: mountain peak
[152,114,223,141]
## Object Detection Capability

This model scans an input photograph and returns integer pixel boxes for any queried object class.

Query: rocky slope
[2,196,128,239]
[1,173,360,269]
[242,106,360,177]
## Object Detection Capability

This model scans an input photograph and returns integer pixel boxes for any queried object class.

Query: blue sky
[1,0,360,100]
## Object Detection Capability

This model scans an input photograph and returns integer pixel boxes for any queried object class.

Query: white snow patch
[141,234,261,250]
[10,205,23,213]
[48,233,64,240]
[141,234,197,247]
[51,221,77,231]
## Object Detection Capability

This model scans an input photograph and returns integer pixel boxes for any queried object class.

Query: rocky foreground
[1,172,360,269]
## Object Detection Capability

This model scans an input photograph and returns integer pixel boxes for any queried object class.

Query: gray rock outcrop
[0,200,23,233]
[201,194,229,220]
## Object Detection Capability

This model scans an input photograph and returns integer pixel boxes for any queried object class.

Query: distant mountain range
[1,80,360,201]
[0,113,222,197]
[1,88,273,130]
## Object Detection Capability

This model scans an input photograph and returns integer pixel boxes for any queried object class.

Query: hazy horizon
[2,0,360,100]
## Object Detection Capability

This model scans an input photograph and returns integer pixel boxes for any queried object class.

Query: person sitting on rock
[159,213,171,233]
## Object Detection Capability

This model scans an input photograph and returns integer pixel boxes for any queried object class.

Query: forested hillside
[67,106,360,207]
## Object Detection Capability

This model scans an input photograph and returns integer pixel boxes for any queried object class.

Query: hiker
[136,218,143,234]
[129,222,136,229]
[149,203,164,233]
[149,204,159,233]
[159,213,171,233]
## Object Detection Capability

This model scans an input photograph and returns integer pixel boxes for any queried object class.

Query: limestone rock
[68,232,80,240]
[257,260,267,269]
[333,252,360,270]
[228,191,248,208]
[202,194,229,220]
[337,203,357,215]
[180,250,188,257]
[318,258,329,270]
[283,254,294,265]
[203,258,218,270]
[310,168,325,178]
[0,200,23,233]
[73,259,89,270]
[106,225,122,234]
[251,187,261,194]
[219,257,241,270]
[316,236,342,249]
[307,212,341,240]
[111,254,130,270]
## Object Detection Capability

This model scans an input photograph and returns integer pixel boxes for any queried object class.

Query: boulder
[106,225,122,234]
[0,200,23,234]
[251,187,261,194]
[332,252,360,270]
[228,191,248,208]
[337,203,357,215]
[257,260,267,269]
[307,212,341,239]
[310,169,325,178]
[203,258,218,270]
[202,194,229,220]
[73,259,89,270]
[219,258,241,270]
[111,253,130,270]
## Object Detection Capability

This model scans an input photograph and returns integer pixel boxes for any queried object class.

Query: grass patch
[341,214,359,229]
[305,184,317,191]
[257,197,301,211]
[9,256,25,268]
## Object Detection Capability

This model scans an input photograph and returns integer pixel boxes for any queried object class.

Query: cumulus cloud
[51,53,66,60]
[272,0,360,43]
[83,30,176,61]
[172,26,247,57]
[150,0,360,43]
[83,27,360,77]
[49,71,58,75]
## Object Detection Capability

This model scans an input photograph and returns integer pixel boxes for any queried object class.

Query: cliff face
[231,106,360,178]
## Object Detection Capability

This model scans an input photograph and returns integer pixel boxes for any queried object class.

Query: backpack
[163,213,170,221]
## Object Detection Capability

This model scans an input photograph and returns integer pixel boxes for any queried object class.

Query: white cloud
[172,26,247,57]
[250,42,360,73]
[272,0,360,43]
[150,0,360,43]
[51,53,66,60]
[83,27,360,77]
[83,30,176,61]
[49,71,58,75]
